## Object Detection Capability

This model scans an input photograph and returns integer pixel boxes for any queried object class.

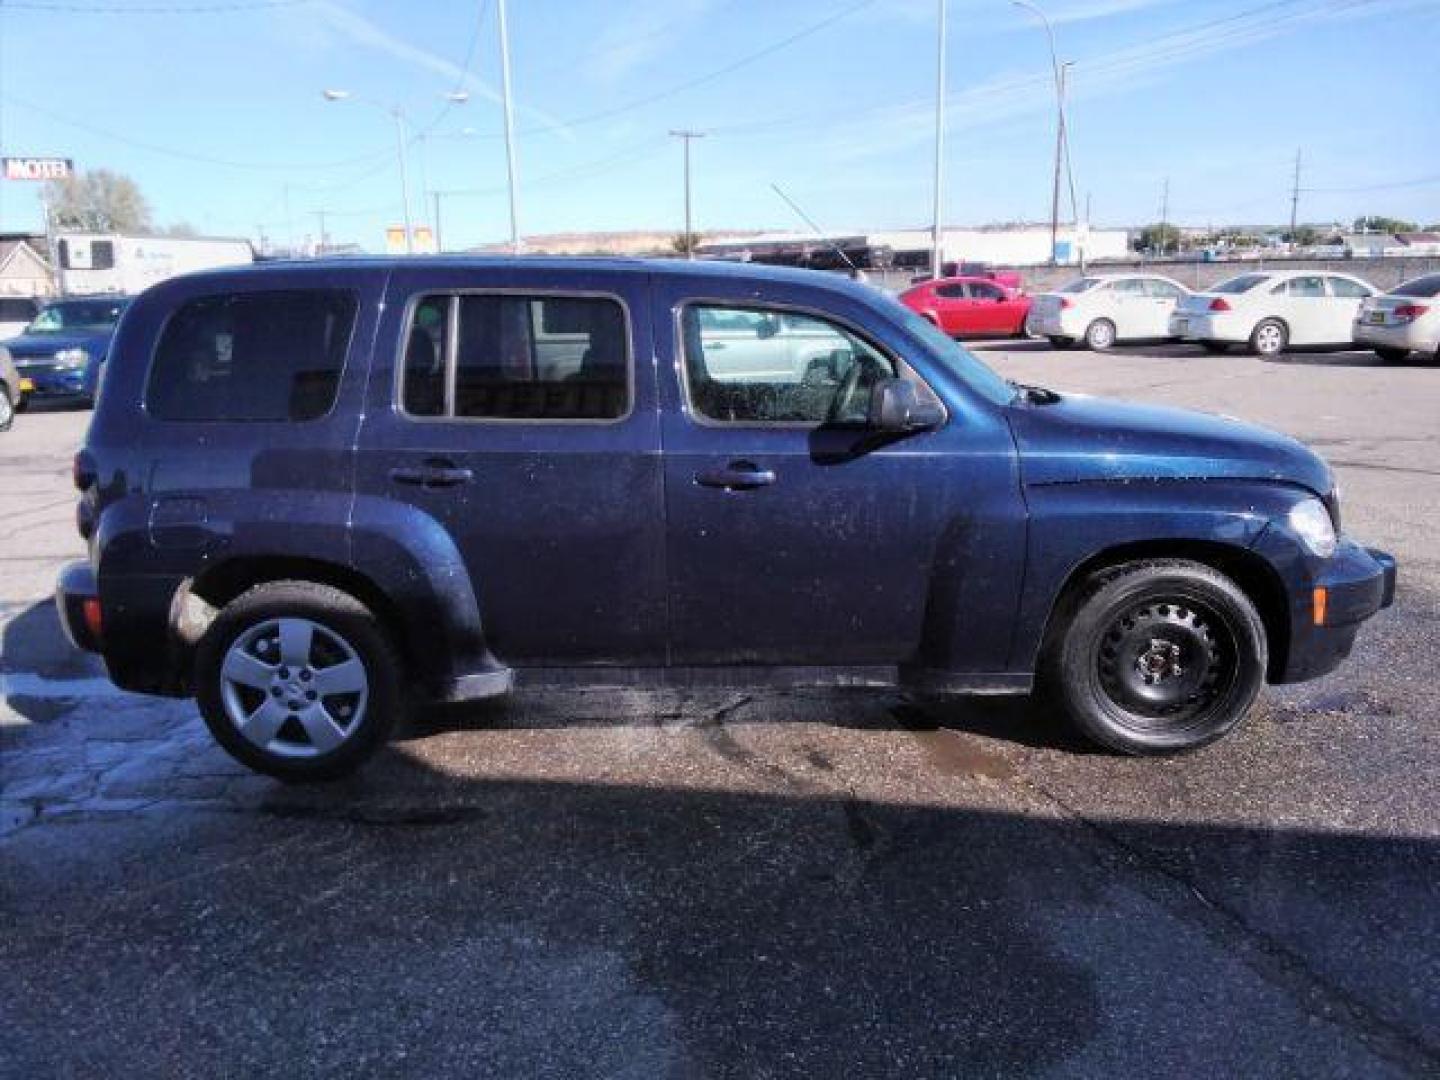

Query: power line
[1,0,309,12]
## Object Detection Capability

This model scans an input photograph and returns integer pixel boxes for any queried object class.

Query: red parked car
[899,276,1031,338]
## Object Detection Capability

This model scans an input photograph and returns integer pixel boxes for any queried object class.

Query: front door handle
[695,461,777,491]
[389,462,474,488]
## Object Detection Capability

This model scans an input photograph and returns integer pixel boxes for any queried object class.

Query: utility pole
[432,191,444,253]
[669,130,705,258]
[1158,176,1170,257]
[312,209,327,257]
[931,0,947,279]
[1289,147,1302,246]
[1013,2,1066,266]
[496,0,521,253]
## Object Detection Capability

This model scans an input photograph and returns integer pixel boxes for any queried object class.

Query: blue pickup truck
[57,258,1395,780]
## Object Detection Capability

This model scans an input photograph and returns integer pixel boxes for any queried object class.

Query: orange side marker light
[1312,587,1328,627]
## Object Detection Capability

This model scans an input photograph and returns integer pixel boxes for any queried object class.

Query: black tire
[1248,319,1287,357]
[195,580,404,781]
[1084,319,1117,351]
[1199,341,1230,354]
[1373,346,1409,364]
[1046,335,1074,349]
[1042,559,1267,755]
[13,393,28,414]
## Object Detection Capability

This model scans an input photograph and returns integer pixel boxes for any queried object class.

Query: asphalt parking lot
[3,342,1438,1077]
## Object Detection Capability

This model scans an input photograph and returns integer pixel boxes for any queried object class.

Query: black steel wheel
[1044,559,1267,754]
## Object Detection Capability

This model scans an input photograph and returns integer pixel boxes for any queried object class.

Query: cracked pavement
[3,345,1438,1078]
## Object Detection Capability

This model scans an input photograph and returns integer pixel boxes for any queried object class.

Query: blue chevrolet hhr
[57,258,1395,779]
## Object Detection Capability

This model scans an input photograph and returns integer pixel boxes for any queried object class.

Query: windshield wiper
[1008,380,1062,405]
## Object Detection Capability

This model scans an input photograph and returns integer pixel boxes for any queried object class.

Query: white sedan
[1353,273,1440,364]
[1026,273,1189,350]
[1169,271,1376,357]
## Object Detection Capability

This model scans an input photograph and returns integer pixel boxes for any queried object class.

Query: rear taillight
[72,450,96,492]
[1209,297,1232,312]
[1395,304,1429,323]
[1058,297,1073,310]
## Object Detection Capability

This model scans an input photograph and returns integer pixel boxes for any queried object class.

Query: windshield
[875,290,1015,406]
[1391,274,1440,298]
[1057,278,1101,294]
[27,299,127,334]
[1211,274,1269,294]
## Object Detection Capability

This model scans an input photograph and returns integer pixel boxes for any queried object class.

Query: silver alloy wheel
[218,616,369,758]
[1087,320,1116,349]
[1253,322,1285,355]
[0,389,12,429]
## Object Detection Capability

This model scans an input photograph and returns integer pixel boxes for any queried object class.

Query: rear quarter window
[1212,274,1269,294]
[146,289,357,422]
[1392,274,1440,298]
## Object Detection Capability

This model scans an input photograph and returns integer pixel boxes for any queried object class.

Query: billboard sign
[3,157,74,181]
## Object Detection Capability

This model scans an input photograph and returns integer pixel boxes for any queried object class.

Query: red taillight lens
[1395,304,1429,323]
[82,597,104,643]
[1058,297,1073,310]
[1209,297,1232,312]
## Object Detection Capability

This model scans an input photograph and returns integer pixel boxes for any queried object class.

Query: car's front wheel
[195,581,403,780]
[1044,559,1267,755]
[0,386,12,432]
[1249,319,1288,357]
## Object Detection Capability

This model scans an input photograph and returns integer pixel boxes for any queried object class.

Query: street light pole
[931,0,947,280]
[669,130,705,258]
[496,0,521,253]
[1012,0,1066,266]
[323,89,414,254]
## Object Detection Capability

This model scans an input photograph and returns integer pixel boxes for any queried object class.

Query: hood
[1007,392,1332,496]
[4,329,112,361]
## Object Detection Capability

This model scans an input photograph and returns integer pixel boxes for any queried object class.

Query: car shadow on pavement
[1264,350,1431,369]
[3,745,1436,1076]
[1,599,107,724]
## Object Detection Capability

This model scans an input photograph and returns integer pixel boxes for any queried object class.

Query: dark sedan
[2,296,130,409]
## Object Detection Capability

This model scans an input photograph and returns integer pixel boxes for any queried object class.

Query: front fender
[1008,479,1303,672]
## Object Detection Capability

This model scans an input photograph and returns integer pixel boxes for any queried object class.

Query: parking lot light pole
[1012,0,1066,266]
[931,0,947,280]
[323,89,414,255]
[497,0,522,254]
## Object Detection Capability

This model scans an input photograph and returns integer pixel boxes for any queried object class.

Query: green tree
[671,231,703,256]
[43,169,153,233]
[1133,223,1179,255]
[1352,215,1417,234]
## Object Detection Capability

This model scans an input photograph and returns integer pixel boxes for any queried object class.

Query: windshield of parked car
[874,290,1015,406]
[27,299,127,333]
[1392,274,1440,298]
[1057,278,1100,293]
[1211,274,1269,294]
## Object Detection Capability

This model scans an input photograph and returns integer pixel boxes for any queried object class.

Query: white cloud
[308,1,574,138]
[584,0,722,85]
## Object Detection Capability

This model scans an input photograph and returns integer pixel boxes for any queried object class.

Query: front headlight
[52,347,90,370]
[1288,498,1338,558]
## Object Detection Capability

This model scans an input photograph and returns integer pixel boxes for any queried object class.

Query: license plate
[18,377,34,393]
[1369,311,1386,324]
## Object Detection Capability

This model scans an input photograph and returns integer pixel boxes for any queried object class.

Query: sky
[0,0,1436,252]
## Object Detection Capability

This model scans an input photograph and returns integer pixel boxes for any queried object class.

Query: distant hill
[468,229,764,256]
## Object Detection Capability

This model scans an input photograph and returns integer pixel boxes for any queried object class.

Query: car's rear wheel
[1200,341,1230,354]
[1044,559,1267,755]
[1084,319,1117,351]
[1046,335,1074,349]
[0,386,12,432]
[1373,346,1409,364]
[1249,319,1287,357]
[195,581,403,780]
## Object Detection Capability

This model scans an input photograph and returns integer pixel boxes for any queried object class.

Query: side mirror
[869,378,945,433]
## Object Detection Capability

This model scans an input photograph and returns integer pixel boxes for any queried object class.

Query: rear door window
[1212,274,1269,294]
[1326,276,1371,299]
[147,289,357,421]
[400,293,629,421]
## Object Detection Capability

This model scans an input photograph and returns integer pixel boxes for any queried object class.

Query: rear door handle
[695,462,777,491]
[389,463,474,488]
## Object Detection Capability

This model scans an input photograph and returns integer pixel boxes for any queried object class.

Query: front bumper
[1275,541,1396,683]
[16,364,90,400]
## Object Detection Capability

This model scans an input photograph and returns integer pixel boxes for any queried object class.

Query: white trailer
[55,233,253,296]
